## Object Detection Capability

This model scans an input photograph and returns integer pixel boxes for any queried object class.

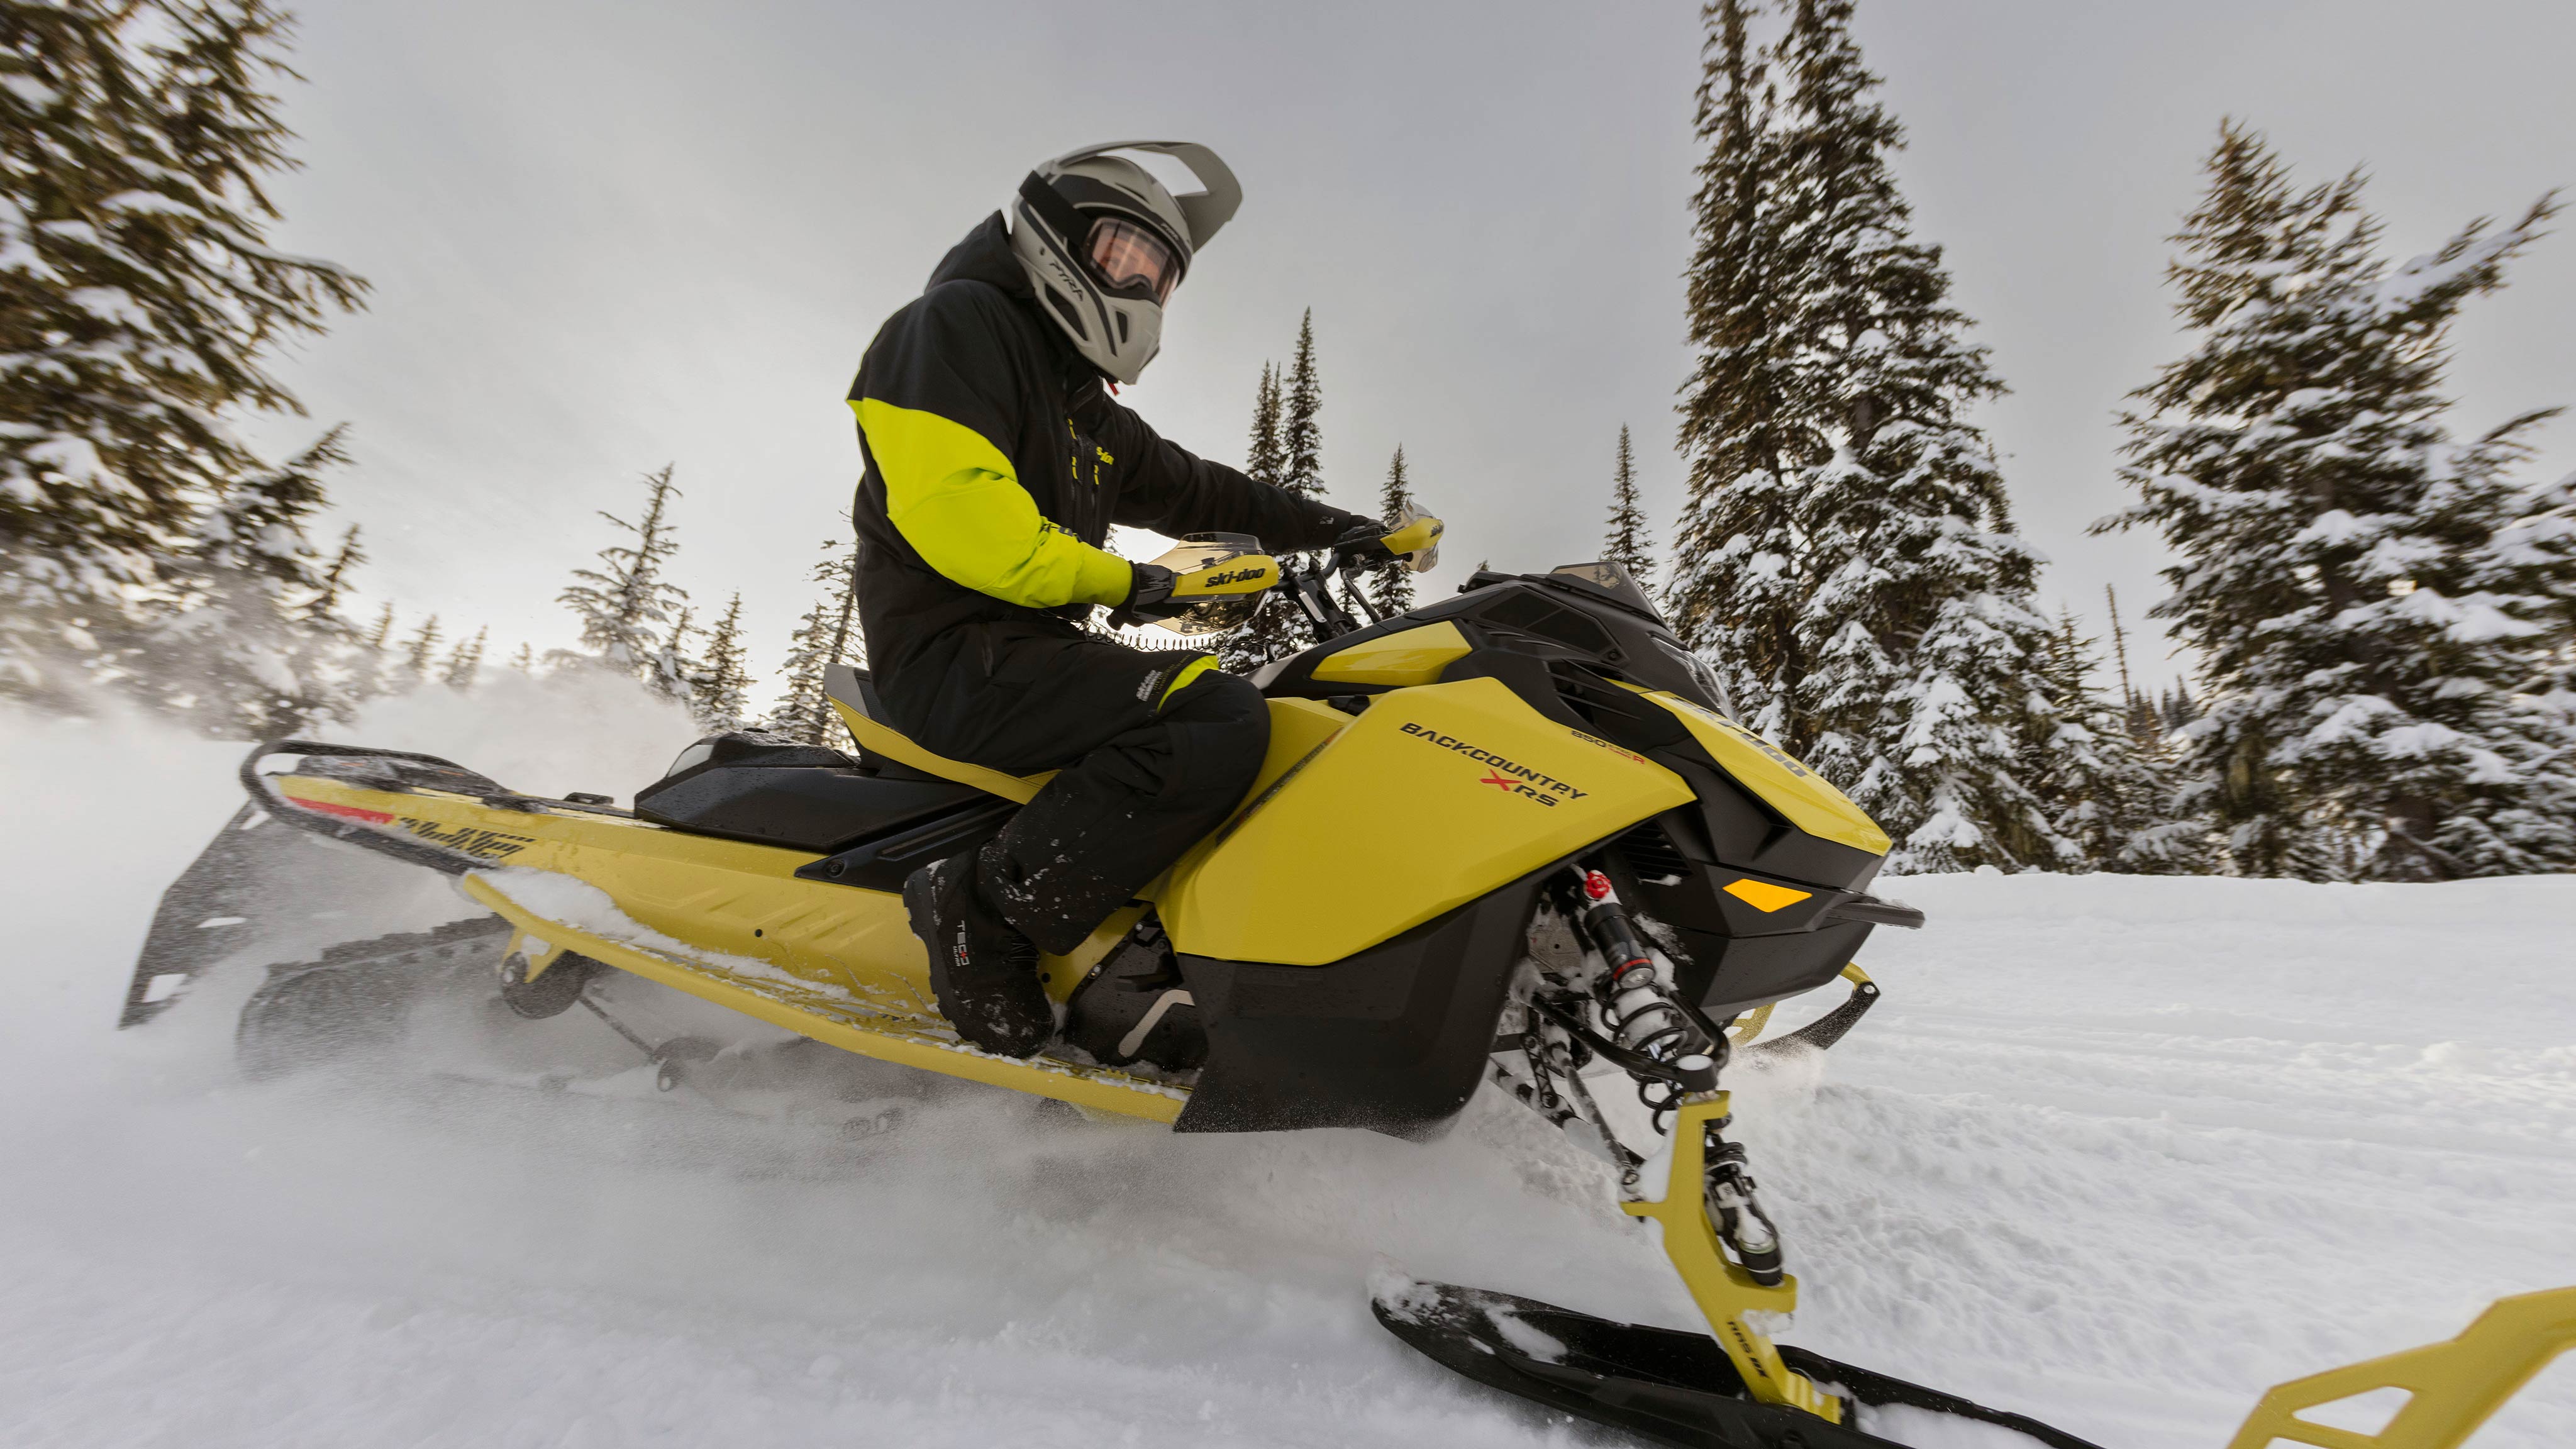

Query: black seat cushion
[635,763,984,853]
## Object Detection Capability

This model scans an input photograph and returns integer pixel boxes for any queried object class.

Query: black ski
[1374,1279,2111,1449]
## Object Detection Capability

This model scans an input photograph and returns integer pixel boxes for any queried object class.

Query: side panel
[1173,870,1545,1136]
[1154,677,1693,966]
[276,774,934,1014]
[1308,620,1472,687]
[1643,692,1892,857]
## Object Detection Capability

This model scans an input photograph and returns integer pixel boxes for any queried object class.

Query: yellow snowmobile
[141,533,2558,1449]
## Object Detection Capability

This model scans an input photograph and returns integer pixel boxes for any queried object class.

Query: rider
[847,141,1395,1057]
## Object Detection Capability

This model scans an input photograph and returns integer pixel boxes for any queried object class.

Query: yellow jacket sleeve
[853,398,1134,608]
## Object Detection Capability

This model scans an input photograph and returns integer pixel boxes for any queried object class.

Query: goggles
[1087,216,1182,304]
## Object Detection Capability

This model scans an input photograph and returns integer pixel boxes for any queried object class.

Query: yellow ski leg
[1622,1092,1845,1423]
[2227,1285,2576,1449]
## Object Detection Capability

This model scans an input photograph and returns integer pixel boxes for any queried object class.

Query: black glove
[1328,518,1397,570]
[1107,562,1178,628]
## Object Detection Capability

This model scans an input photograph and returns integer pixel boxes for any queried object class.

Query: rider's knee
[1162,669,1269,797]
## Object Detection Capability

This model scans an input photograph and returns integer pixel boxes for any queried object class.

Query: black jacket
[847,215,1369,721]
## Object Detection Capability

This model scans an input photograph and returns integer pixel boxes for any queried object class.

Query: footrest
[462,870,1187,1123]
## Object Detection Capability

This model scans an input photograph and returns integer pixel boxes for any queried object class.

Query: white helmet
[1006,140,1241,384]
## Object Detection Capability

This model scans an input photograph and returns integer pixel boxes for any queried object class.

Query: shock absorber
[1563,867,1789,1286]
[1566,866,1718,1131]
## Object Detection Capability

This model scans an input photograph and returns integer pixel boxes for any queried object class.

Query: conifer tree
[0,0,365,697]
[2159,684,2201,737]
[1671,0,2066,872]
[652,604,695,704]
[769,539,862,745]
[127,426,368,736]
[2100,123,2575,879]
[557,464,691,686]
[312,525,363,621]
[1602,425,1655,587]
[509,642,534,674]
[1367,446,1418,618]
[1228,312,1333,669]
[441,626,487,691]
[2102,584,2161,744]
[1280,310,1324,503]
[1245,363,1284,486]
[687,592,755,731]
[1670,0,1799,710]
[2027,609,2195,872]
[402,616,441,679]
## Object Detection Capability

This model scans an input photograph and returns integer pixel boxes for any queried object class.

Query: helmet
[1006,140,1242,384]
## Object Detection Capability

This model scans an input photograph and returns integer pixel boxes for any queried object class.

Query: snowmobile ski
[1373,1277,2110,1449]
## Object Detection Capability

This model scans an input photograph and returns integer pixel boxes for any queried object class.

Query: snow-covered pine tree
[2489,469,2576,699]
[1280,310,1323,504]
[2100,123,2575,879]
[126,426,369,736]
[687,592,754,731]
[509,642,533,673]
[402,616,441,678]
[441,626,487,691]
[1602,425,1655,588]
[557,464,690,684]
[2159,684,2201,737]
[769,538,862,746]
[365,602,396,651]
[1245,362,1284,486]
[1669,0,1799,717]
[1367,446,1418,618]
[1673,0,2066,873]
[1228,313,1332,670]
[312,525,363,621]
[0,0,365,703]
[651,604,696,704]
[2102,583,2162,744]
[2028,608,2194,872]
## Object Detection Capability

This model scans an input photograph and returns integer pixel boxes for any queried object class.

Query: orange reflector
[1723,878,1813,913]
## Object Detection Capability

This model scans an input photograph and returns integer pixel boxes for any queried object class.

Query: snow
[1,699,2572,1448]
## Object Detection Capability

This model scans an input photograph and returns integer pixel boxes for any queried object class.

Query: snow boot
[902,851,1052,1058]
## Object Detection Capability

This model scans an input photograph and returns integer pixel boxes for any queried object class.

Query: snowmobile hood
[925,213,1034,299]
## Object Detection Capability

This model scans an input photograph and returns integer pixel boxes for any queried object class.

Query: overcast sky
[248,0,2576,699]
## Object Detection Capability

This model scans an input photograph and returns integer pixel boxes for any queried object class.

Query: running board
[459,872,1187,1124]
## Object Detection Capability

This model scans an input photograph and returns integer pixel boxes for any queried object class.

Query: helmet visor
[1087,216,1182,304]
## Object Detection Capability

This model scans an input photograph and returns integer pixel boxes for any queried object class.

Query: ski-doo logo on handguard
[1197,567,1263,588]
[1397,722,1587,808]
[399,818,536,860]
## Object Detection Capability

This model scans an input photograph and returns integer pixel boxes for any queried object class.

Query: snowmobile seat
[822,663,1058,804]
[633,730,989,853]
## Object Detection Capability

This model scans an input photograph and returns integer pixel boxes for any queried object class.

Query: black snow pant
[879,621,1271,955]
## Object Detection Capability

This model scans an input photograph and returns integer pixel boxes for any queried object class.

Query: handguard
[1169,552,1280,599]
[1333,506,1445,574]
[1111,533,1280,634]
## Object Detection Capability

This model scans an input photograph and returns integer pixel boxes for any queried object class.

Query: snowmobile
[130,531,2560,1448]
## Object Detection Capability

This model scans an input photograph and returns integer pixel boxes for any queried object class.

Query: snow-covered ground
[1,692,2571,1448]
